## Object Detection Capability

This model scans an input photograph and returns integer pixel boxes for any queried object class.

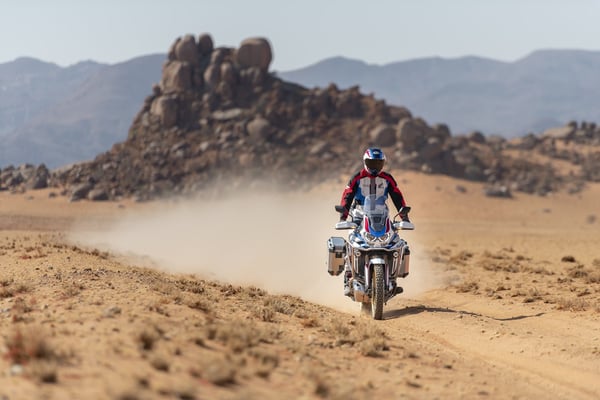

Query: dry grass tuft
[4,326,58,364]
[522,264,553,275]
[322,317,389,356]
[295,310,320,328]
[0,279,31,299]
[137,327,161,351]
[305,367,331,397]
[248,347,280,378]
[183,295,213,314]
[175,278,205,294]
[11,297,35,322]
[567,264,600,283]
[206,320,277,352]
[253,305,276,322]
[556,297,589,312]
[150,356,170,372]
[28,360,58,383]
[61,281,85,298]
[192,355,237,386]
[448,250,473,266]
[455,280,479,293]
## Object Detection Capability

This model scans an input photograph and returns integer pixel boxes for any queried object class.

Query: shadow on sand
[384,305,545,321]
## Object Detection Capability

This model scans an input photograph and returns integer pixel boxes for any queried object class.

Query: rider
[338,147,410,295]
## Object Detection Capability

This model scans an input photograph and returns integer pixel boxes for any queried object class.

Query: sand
[0,171,598,399]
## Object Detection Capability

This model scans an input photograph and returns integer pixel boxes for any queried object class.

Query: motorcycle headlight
[364,232,376,242]
[379,231,392,243]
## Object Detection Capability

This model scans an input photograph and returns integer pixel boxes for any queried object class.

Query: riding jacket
[339,169,407,220]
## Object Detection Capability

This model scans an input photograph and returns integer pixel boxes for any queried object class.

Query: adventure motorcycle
[327,194,414,320]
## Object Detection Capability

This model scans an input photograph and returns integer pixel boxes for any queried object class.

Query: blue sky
[2,0,600,71]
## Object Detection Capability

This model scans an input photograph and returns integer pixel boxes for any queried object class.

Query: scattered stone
[103,306,122,318]
[70,183,93,202]
[88,189,109,201]
[484,185,512,198]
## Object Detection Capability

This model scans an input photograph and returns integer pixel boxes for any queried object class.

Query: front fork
[349,253,391,292]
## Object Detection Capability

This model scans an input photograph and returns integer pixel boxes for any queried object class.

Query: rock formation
[1,34,599,200]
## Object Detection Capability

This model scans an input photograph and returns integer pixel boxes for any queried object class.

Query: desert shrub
[253,306,276,322]
[175,278,205,294]
[183,296,213,314]
[4,326,57,364]
[567,264,589,279]
[296,311,320,328]
[455,280,479,293]
[263,296,295,316]
[248,347,280,378]
[28,361,58,383]
[522,265,553,275]
[150,356,170,372]
[556,297,589,311]
[358,337,388,357]
[137,327,161,351]
[192,355,236,386]
[61,281,84,298]
[448,250,473,266]
[206,320,276,352]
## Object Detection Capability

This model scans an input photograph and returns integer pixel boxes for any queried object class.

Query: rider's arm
[339,171,362,219]
[381,172,407,212]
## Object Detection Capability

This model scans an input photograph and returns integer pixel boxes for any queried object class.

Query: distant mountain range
[0,55,164,168]
[2,49,600,167]
[280,50,600,137]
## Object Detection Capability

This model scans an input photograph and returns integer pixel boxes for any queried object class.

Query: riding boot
[343,266,352,296]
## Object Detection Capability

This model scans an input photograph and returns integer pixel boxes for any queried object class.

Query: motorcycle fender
[369,257,386,266]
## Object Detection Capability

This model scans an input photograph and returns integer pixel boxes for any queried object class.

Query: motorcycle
[327,194,414,320]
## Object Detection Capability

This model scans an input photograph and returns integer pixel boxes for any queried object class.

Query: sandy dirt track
[0,172,598,399]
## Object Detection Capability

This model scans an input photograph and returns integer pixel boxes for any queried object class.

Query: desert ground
[0,171,598,400]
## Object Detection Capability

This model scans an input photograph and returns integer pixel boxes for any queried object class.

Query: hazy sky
[2,0,600,71]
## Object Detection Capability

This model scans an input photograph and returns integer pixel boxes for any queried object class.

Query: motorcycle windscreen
[364,195,390,236]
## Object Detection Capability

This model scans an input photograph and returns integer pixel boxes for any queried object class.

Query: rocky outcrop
[2,34,599,200]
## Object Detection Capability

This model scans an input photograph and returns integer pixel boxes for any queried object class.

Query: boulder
[174,34,199,65]
[369,124,396,147]
[197,33,214,55]
[235,37,272,71]
[432,123,451,141]
[161,61,192,92]
[246,117,272,141]
[468,131,486,144]
[70,183,93,202]
[203,64,220,89]
[26,165,49,190]
[88,188,109,201]
[151,96,178,128]
[420,137,444,161]
[220,62,236,85]
[397,118,426,151]
[484,185,512,198]
[542,125,574,140]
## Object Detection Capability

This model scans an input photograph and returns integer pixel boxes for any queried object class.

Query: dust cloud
[72,190,441,312]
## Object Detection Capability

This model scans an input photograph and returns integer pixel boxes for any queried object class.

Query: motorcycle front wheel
[371,264,385,320]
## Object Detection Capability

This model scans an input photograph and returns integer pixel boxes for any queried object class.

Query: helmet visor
[365,159,384,173]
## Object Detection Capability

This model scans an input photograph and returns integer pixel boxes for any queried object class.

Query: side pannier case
[327,237,347,276]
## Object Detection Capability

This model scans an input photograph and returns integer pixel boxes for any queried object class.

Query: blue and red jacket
[339,169,407,219]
